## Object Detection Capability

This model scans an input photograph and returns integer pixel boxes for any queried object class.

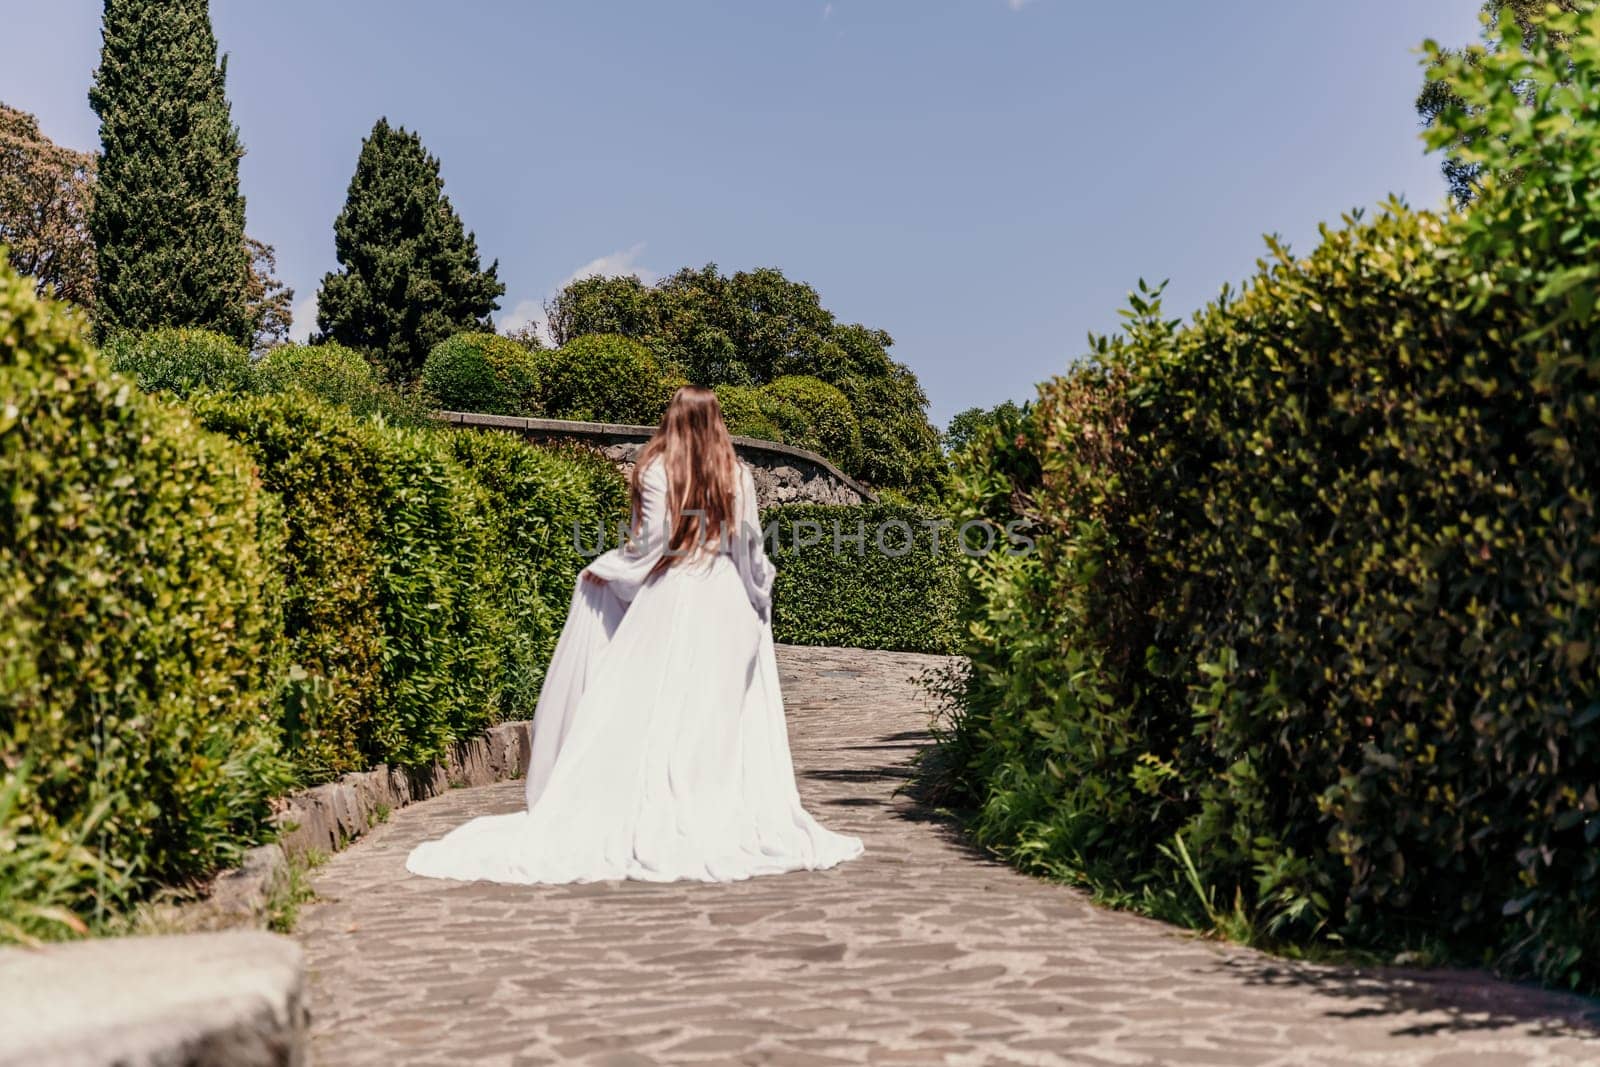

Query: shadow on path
[870,719,1600,1043]
[1218,955,1600,1040]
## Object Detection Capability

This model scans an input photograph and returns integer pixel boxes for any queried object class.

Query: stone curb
[275,719,532,858]
[197,719,533,924]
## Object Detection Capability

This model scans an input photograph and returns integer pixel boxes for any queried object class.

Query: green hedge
[255,341,426,424]
[756,375,862,471]
[446,430,628,715]
[714,383,783,442]
[103,327,252,398]
[193,395,623,778]
[765,503,967,655]
[939,14,1600,991]
[1,264,287,938]
[3,263,629,937]
[421,332,541,417]
[543,333,678,424]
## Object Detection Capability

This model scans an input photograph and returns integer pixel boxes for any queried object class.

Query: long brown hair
[632,385,739,568]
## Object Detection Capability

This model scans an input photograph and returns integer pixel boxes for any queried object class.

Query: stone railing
[438,412,877,507]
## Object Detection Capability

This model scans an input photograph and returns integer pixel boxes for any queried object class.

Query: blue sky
[2,0,1483,427]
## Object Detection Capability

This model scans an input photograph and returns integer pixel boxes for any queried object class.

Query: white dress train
[405,460,864,884]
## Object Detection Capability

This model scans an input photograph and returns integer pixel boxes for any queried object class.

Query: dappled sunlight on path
[295,646,1599,1066]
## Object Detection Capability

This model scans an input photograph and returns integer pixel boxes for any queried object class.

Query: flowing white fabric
[406,460,864,884]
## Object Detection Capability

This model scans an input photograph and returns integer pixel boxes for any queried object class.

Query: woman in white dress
[406,385,864,884]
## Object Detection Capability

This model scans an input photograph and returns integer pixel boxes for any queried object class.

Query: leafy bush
[542,333,677,424]
[940,9,1600,992]
[544,265,948,494]
[193,394,498,776]
[756,376,862,471]
[421,331,541,417]
[254,341,426,423]
[1,263,288,931]
[765,504,968,655]
[839,366,946,498]
[447,432,628,713]
[102,326,252,397]
[714,384,783,442]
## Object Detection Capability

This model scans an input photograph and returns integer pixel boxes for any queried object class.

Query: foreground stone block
[0,931,308,1067]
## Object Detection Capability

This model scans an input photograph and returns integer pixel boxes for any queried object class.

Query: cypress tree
[316,119,504,378]
[88,0,251,344]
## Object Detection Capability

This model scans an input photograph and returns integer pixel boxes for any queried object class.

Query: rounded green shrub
[254,342,426,423]
[756,375,862,470]
[421,332,541,417]
[542,333,674,424]
[714,384,783,442]
[103,327,252,398]
[1,263,287,936]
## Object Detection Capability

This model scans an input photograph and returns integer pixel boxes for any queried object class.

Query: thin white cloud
[823,2,834,19]
[558,242,657,289]
[498,298,543,338]
[289,294,318,343]
[498,243,657,346]
[1007,0,1034,9]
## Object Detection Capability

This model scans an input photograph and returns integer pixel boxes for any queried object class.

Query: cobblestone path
[296,646,1600,1066]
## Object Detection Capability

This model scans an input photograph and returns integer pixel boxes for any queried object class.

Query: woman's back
[405,385,861,885]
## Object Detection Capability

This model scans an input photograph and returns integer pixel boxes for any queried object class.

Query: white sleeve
[583,461,671,602]
[733,463,775,622]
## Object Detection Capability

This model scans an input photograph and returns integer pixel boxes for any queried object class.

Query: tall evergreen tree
[316,119,503,377]
[88,0,250,343]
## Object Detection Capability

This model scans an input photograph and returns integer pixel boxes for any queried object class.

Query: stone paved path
[296,646,1600,1066]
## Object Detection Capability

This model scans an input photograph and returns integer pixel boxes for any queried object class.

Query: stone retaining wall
[439,412,876,507]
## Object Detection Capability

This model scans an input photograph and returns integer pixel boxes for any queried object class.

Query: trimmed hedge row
[1,264,288,937]
[446,431,629,715]
[939,14,1600,992]
[2,272,629,936]
[765,504,967,655]
[190,394,628,778]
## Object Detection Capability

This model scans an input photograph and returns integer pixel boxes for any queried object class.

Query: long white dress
[405,459,864,884]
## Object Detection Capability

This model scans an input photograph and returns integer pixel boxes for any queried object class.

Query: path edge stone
[199,718,533,924]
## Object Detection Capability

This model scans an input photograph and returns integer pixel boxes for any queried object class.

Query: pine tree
[88,0,251,343]
[316,119,504,377]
